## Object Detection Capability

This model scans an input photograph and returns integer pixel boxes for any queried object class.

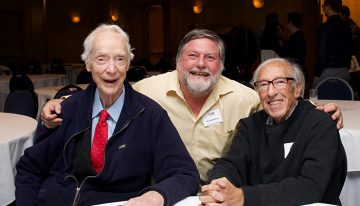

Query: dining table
[63,63,86,84]
[0,112,37,205]
[93,196,336,206]
[316,99,360,206]
[0,74,69,112]
[34,84,89,119]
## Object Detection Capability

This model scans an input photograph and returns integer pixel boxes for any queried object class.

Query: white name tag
[202,108,223,127]
[284,142,294,158]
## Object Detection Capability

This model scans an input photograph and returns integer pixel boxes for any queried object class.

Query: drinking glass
[309,89,318,102]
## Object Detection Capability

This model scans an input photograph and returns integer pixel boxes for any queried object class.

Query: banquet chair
[127,66,147,82]
[260,49,279,62]
[4,90,38,119]
[54,84,83,99]
[33,84,83,143]
[9,74,34,92]
[48,58,66,74]
[0,65,12,75]
[76,69,93,84]
[315,77,354,100]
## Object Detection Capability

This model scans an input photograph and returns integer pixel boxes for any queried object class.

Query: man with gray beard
[41,29,344,187]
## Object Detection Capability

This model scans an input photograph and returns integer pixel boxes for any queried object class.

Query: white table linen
[0,112,37,205]
[0,74,69,112]
[34,84,88,119]
[316,100,360,206]
[64,63,86,84]
[93,196,335,206]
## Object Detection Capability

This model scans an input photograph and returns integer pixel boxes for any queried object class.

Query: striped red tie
[90,110,109,173]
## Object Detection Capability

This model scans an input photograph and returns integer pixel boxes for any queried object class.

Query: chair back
[4,90,38,118]
[9,74,34,92]
[127,66,147,82]
[260,50,279,62]
[0,65,12,75]
[48,58,66,74]
[315,77,354,100]
[76,69,93,84]
[54,84,83,99]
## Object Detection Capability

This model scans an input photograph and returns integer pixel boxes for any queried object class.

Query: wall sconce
[193,2,203,14]
[111,14,118,22]
[110,10,119,22]
[71,15,81,23]
[252,0,264,9]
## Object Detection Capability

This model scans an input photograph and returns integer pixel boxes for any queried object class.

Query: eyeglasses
[253,77,295,92]
[92,55,128,68]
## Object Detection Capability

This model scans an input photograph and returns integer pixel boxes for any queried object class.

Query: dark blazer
[15,82,199,206]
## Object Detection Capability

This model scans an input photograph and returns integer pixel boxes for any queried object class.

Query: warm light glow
[252,0,264,9]
[71,16,80,23]
[111,14,118,22]
[193,3,203,14]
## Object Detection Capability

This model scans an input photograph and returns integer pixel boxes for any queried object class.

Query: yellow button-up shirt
[133,70,261,184]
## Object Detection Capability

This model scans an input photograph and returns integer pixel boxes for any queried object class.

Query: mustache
[188,67,210,74]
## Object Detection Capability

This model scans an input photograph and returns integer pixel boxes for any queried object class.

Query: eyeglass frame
[253,77,295,92]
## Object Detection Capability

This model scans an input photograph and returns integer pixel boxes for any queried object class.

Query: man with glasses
[39,29,344,187]
[200,58,346,206]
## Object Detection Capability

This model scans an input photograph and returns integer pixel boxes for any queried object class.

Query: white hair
[81,24,134,65]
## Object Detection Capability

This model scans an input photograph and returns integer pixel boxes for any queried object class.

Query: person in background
[200,58,346,206]
[260,12,282,55]
[279,12,306,76]
[40,29,344,187]
[340,5,360,61]
[314,0,353,87]
[15,24,199,206]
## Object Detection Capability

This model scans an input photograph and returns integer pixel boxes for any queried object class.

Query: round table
[316,100,360,206]
[64,63,86,84]
[0,112,37,205]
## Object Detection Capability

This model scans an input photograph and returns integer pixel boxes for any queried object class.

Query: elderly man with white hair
[15,24,199,206]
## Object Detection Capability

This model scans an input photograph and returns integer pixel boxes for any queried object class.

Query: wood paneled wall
[0,0,329,78]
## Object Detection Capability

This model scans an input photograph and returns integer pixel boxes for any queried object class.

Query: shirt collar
[92,88,125,122]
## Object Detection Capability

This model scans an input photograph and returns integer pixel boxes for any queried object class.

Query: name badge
[202,108,223,127]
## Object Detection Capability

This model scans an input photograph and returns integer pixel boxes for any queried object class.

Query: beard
[181,67,221,97]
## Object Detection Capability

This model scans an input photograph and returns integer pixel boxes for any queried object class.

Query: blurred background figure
[222,26,258,85]
[314,0,353,87]
[278,12,306,77]
[340,5,360,61]
[260,12,282,55]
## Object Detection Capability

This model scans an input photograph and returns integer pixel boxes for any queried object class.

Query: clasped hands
[199,177,244,206]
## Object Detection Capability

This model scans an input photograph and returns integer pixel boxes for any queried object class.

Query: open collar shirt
[133,70,261,183]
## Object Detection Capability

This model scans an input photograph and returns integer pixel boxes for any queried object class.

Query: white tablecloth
[0,112,37,205]
[34,84,88,119]
[64,64,86,84]
[316,100,360,206]
[93,196,335,206]
[0,74,69,112]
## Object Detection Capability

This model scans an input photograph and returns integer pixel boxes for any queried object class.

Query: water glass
[309,89,318,102]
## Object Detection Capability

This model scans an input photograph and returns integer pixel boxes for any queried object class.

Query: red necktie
[91,110,109,173]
